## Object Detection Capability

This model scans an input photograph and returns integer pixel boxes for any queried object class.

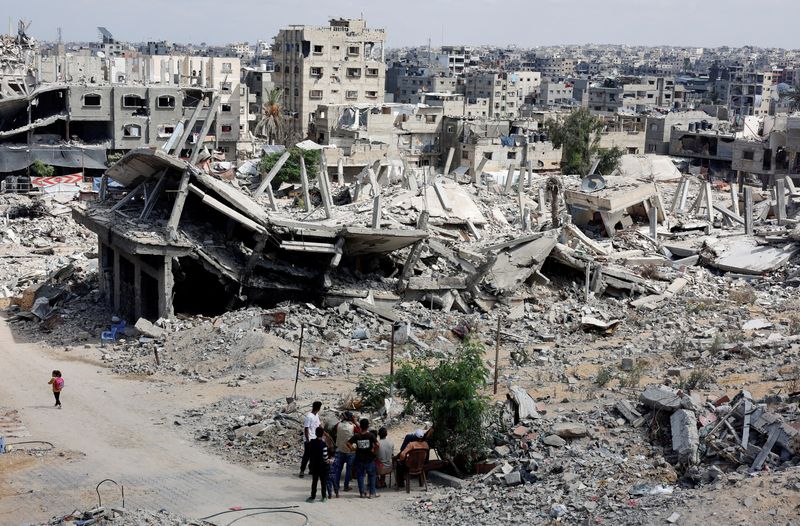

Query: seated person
[393,432,430,487]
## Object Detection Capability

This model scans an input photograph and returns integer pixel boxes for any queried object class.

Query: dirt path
[0,316,415,526]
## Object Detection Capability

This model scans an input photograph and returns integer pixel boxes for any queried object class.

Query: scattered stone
[543,434,567,447]
[551,422,589,438]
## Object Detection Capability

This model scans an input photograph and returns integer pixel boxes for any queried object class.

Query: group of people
[298,401,431,502]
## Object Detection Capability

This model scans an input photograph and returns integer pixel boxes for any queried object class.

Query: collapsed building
[71,107,800,327]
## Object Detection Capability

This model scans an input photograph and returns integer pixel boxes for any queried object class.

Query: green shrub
[258,147,321,185]
[30,160,54,178]
[394,337,491,470]
[595,366,615,387]
[355,374,393,411]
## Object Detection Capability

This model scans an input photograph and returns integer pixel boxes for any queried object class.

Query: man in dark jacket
[306,427,330,502]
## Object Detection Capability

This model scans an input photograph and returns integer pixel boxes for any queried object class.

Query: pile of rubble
[411,383,800,525]
[37,507,196,526]
[639,386,800,474]
[179,396,307,468]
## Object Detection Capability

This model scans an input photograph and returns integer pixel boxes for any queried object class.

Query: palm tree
[255,88,284,144]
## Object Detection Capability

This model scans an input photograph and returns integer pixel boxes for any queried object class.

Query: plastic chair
[404,448,428,493]
[100,319,126,345]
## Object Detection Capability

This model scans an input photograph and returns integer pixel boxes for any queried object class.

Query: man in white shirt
[299,401,322,478]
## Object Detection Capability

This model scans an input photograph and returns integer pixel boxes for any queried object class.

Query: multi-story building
[716,69,775,118]
[537,79,574,108]
[644,110,720,154]
[463,71,540,119]
[271,18,386,141]
[529,54,577,79]
[732,114,800,180]
[390,66,455,104]
[436,46,476,76]
[588,76,684,114]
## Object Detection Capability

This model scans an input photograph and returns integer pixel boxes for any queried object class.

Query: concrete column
[112,249,121,313]
[744,186,754,235]
[158,256,174,320]
[133,262,142,321]
[775,179,786,225]
[98,241,108,298]
[299,156,312,212]
[730,182,740,216]
[371,195,382,228]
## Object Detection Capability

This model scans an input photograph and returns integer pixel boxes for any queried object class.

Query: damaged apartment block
[73,144,426,321]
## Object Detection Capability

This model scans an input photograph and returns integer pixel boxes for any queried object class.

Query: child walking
[48,370,64,408]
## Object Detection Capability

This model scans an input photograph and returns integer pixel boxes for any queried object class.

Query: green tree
[596,146,624,176]
[394,337,491,472]
[257,147,321,185]
[545,108,622,176]
[29,160,54,178]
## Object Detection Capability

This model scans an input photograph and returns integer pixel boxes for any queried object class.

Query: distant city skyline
[5,0,800,50]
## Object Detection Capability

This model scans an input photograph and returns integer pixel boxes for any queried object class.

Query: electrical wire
[224,510,309,526]
[198,506,299,521]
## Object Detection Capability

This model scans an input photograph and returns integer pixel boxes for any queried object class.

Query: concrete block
[670,409,699,464]
[543,434,567,447]
[551,422,589,438]
[503,471,522,486]
[640,385,682,412]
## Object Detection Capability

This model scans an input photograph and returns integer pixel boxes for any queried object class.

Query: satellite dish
[96,51,106,59]
[581,174,606,193]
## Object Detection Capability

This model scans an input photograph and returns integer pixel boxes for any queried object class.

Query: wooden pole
[292,325,304,400]
[493,317,501,395]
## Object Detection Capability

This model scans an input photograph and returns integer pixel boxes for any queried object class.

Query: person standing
[332,411,357,494]
[376,427,395,489]
[299,401,322,478]
[348,418,379,499]
[48,370,64,409]
[306,427,330,503]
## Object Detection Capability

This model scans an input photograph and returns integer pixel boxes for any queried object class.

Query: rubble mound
[179,396,306,468]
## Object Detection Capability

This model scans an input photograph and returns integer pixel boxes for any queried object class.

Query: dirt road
[0,316,415,525]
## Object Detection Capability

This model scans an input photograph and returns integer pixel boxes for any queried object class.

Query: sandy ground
[0,315,415,526]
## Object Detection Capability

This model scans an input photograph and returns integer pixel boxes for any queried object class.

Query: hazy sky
[4,0,799,49]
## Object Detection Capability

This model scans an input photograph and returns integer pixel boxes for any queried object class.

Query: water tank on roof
[701,120,709,130]
[688,122,696,132]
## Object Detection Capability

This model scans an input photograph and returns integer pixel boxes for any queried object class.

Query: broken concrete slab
[640,385,682,412]
[707,238,799,275]
[670,409,699,465]
[485,234,558,294]
[135,318,165,339]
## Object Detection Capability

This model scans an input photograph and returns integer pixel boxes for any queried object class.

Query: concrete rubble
[4,132,800,526]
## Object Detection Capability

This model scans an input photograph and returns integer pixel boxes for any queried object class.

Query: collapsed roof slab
[106,148,189,187]
[706,237,799,275]
[341,226,427,256]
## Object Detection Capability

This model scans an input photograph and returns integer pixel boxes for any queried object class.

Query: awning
[0,146,108,172]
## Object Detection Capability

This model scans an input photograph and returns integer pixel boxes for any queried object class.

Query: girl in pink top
[48,370,64,409]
